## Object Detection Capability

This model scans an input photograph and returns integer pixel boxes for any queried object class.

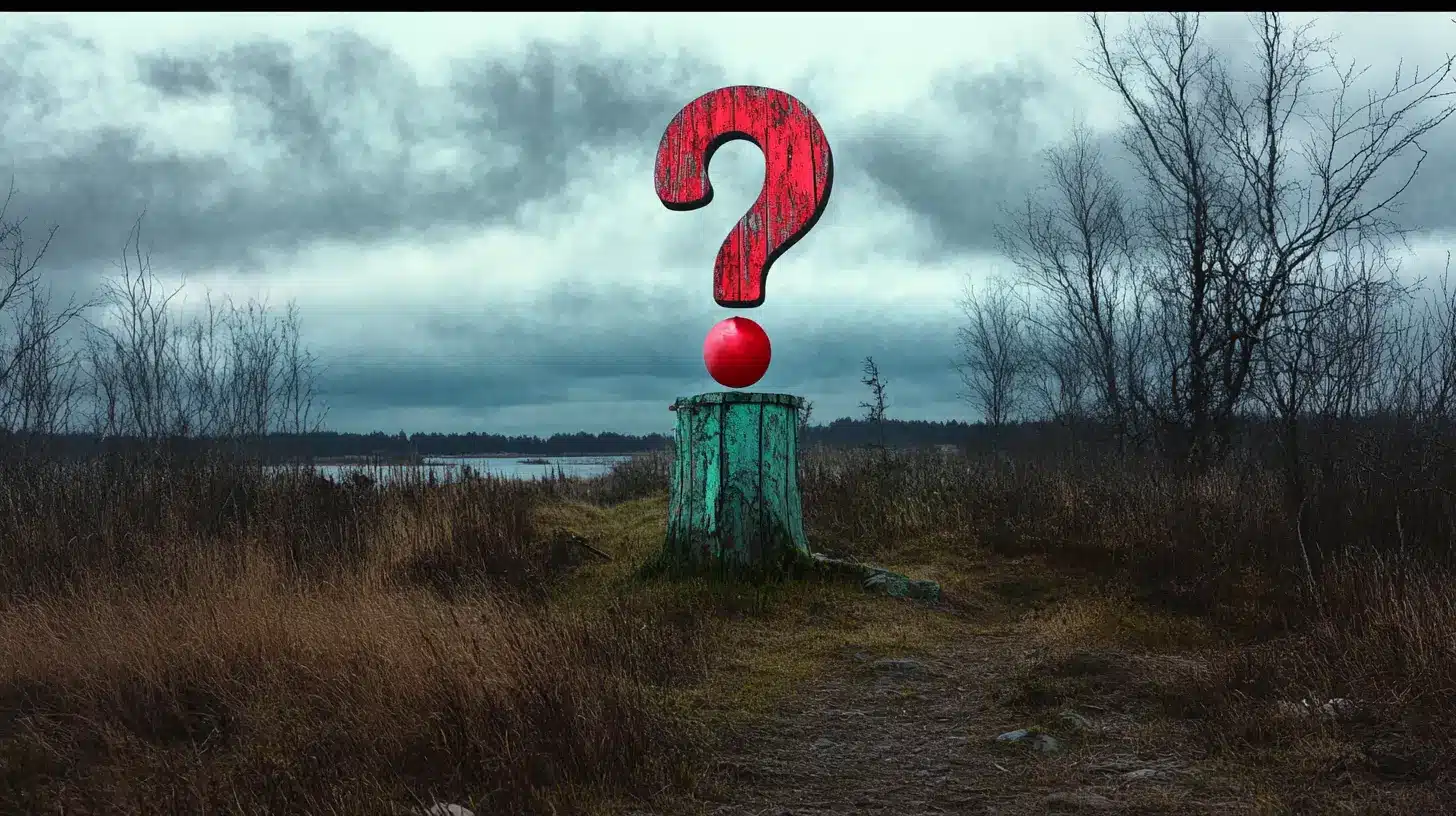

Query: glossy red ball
[703,317,771,389]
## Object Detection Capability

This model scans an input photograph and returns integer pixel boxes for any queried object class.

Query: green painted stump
[662,390,941,602]
[666,391,809,571]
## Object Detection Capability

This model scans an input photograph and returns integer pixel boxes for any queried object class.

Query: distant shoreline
[427,452,654,460]
[306,452,655,466]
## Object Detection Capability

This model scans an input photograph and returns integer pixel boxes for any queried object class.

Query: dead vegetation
[799,445,1456,813]
[1,440,1450,814]
[0,453,716,814]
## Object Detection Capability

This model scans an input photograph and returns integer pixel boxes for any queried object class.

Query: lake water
[281,455,635,484]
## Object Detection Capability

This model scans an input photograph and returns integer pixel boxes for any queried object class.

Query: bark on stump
[662,391,940,602]
[666,391,809,571]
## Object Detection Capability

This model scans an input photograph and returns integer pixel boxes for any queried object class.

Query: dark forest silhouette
[2,414,1400,466]
[2,418,981,462]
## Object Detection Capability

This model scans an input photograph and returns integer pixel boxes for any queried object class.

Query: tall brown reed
[0,452,709,814]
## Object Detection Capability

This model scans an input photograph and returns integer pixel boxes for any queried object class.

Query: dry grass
[798,444,1456,810]
[2,439,1453,813]
[0,453,711,814]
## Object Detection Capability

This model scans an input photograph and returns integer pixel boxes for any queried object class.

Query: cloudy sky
[5,12,1455,435]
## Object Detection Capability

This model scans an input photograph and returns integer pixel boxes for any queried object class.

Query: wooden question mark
[655,85,835,309]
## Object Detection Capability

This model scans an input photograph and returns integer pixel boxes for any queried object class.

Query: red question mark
[655,85,834,308]
[655,86,834,389]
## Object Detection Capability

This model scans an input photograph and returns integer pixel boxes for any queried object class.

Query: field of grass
[1,443,1452,813]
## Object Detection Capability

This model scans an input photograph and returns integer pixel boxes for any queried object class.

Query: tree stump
[662,390,941,602]
[666,391,809,572]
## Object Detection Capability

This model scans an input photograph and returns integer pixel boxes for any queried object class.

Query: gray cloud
[843,64,1056,259]
[2,24,722,277]
[853,15,1456,261]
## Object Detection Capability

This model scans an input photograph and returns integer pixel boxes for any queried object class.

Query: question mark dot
[703,317,771,389]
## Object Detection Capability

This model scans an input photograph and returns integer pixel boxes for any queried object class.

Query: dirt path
[705,639,1024,815]
[696,639,1247,815]
[633,563,1259,816]
[566,500,1446,816]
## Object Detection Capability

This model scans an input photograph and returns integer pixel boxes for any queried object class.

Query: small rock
[995,728,1060,753]
[1275,697,1361,721]
[1058,709,1094,732]
[1044,791,1117,811]
[872,657,930,677]
[1318,698,1359,719]
[1274,700,1309,719]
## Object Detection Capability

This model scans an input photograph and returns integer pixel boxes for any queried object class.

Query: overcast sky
[5,12,1455,435]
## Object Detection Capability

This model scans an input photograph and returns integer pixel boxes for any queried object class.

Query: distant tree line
[0,429,672,462]
[0,419,1048,463]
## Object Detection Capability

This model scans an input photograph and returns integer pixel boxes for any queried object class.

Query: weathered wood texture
[655,86,834,308]
[667,391,809,570]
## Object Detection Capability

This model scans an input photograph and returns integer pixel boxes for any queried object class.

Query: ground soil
[618,556,1447,816]
[548,499,1450,816]
[681,622,1244,813]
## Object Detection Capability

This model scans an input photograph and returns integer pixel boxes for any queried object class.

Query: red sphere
[703,317,771,389]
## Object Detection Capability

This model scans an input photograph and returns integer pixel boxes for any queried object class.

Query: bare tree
[1250,232,1406,507]
[0,189,329,455]
[0,184,89,444]
[86,216,185,439]
[860,356,888,449]
[997,126,1145,442]
[84,215,328,448]
[1028,321,1091,428]
[275,301,327,435]
[957,280,1029,427]
[227,299,283,437]
[1380,259,1456,426]
[174,291,229,438]
[1079,11,1455,465]
[796,398,814,465]
[13,292,84,436]
[797,398,814,436]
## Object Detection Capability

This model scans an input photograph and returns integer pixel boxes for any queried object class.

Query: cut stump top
[672,391,804,410]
